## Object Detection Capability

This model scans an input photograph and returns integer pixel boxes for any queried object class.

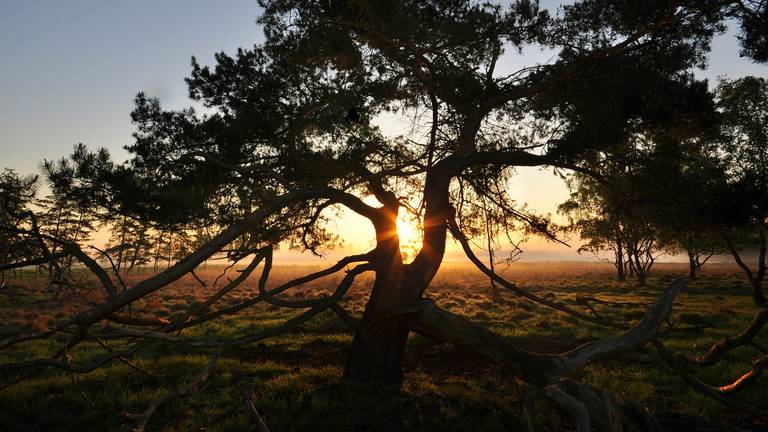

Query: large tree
[4,1,765,429]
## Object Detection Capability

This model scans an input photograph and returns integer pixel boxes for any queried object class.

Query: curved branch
[101,263,375,349]
[255,247,364,310]
[165,249,269,331]
[718,354,768,395]
[560,279,684,370]
[409,278,682,384]
[447,213,628,329]
[0,251,67,272]
[544,383,592,432]
[453,150,610,187]
[74,187,379,328]
[5,228,118,300]
[685,309,768,365]
[175,252,372,329]
[652,339,768,418]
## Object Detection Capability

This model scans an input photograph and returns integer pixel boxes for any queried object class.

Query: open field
[0,262,766,431]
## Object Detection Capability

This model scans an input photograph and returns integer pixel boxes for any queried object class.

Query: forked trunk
[343,210,417,382]
[637,271,647,287]
[344,262,416,381]
[344,169,451,382]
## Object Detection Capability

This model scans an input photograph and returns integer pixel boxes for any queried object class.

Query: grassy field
[0,262,766,431]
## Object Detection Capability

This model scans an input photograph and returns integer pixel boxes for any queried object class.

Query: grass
[0,262,766,431]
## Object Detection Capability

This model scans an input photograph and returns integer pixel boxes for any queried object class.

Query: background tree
[0,170,42,283]
[716,76,768,307]
[638,140,729,280]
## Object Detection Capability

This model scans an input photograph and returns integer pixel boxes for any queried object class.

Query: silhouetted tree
[716,76,768,307]
[0,170,41,282]
[4,2,763,430]
[563,170,668,287]
[730,0,768,62]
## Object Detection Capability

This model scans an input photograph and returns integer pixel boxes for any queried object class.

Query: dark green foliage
[731,0,768,62]
[0,170,40,274]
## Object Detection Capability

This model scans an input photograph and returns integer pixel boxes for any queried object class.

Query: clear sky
[1,1,765,262]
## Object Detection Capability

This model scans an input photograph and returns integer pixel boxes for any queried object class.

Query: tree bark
[345,167,453,382]
[615,233,626,282]
[688,250,697,280]
[343,273,415,381]
[344,207,415,382]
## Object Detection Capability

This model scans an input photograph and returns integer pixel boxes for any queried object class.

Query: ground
[0,262,766,431]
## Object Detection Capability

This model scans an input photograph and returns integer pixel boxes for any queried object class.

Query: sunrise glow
[396,213,423,261]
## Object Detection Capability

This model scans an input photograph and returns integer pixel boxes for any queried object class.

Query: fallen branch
[409,279,684,384]
[544,382,592,432]
[652,338,768,419]
[685,309,768,365]
[717,354,768,395]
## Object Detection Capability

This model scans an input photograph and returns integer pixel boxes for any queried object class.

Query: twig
[129,345,225,432]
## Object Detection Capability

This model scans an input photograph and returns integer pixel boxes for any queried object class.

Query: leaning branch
[447,213,627,330]
[409,279,683,385]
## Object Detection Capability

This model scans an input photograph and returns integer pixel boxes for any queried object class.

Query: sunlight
[396,213,422,262]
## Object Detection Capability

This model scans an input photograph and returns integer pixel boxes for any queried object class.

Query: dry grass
[0,261,765,431]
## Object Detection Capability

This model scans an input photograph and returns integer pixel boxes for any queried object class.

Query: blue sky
[0,0,262,172]
[0,1,765,260]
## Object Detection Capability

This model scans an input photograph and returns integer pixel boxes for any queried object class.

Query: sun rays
[396,213,422,262]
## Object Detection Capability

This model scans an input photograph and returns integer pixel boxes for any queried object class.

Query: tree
[716,76,768,307]
[640,143,728,281]
[647,76,768,388]
[559,170,631,282]
[3,2,763,429]
[0,170,43,282]
[559,143,689,286]
[730,0,768,62]
[102,215,157,275]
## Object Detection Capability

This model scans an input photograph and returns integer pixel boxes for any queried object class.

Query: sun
[396,214,422,261]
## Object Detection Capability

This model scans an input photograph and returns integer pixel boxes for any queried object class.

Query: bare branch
[684,309,768,365]
[447,213,628,329]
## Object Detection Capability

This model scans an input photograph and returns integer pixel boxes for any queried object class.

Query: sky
[1,1,766,263]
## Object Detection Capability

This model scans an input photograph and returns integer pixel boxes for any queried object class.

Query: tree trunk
[343,263,414,381]
[634,254,647,287]
[116,216,127,275]
[752,279,767,308]
[343,289,413,381]
[688,250,697,280]
[637,272,647,287]
[483,201,500,298]
[345,168,452,382]
[344,208,414,382]
[615,233,625,282]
